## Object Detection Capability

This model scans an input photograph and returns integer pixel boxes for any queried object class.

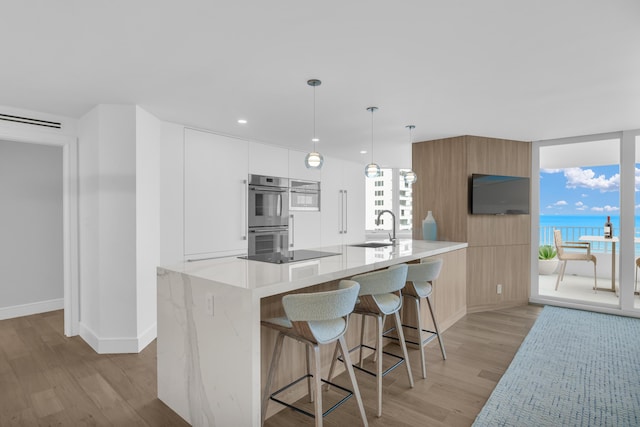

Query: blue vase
[422,211,437,241]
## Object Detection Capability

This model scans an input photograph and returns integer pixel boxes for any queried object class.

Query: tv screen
[471,174,530,215]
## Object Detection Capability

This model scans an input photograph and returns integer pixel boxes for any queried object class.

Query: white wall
[76,104,163,353]
[78,107,101,333]
[135,106,161,345]
[78,104,149,353]
[0,140,63,314]
[0,104,79,332]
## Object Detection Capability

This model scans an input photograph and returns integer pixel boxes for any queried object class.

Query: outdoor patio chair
[553,229,597,292]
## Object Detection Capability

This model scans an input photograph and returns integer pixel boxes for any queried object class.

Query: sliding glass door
[532,130,640,317]
[634,135,640,309]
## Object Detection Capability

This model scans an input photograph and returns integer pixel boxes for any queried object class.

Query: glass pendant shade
[305,79,323,170]
[305,151,324,169]
[403,125,417,185]
[404,170,417,184]
[365,162,381,178]
[365,106,380,178]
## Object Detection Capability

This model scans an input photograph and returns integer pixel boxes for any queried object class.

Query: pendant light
[304,79,324,169]
[403,125,418,185]
[364,106,381,178]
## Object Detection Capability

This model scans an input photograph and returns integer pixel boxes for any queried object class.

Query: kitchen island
[157,239,467,426]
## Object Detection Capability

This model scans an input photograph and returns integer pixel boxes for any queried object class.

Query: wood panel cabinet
[412,135,531,313]
[184,129,248,259]
[466,245,530,312]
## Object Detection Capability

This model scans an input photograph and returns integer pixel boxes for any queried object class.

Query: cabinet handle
[290,214,294,247]
[242,179,247,240]
[343,189,348,234]
[338,190,344,234]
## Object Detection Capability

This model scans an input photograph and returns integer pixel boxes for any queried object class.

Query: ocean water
[539,215,621,231]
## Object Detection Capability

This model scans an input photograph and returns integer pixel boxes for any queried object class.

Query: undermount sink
[349,242,393,248]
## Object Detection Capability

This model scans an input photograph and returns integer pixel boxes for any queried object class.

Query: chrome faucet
[376,210,397,245]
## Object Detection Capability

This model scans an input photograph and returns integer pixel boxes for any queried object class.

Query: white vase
[538,259,559,275]
[422,211,437,241]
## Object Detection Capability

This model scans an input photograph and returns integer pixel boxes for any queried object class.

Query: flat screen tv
[470,174,530,215]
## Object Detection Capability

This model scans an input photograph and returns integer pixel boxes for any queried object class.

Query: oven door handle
[250,185,287,193]
[249,228,288,233]
[277,193,282,217]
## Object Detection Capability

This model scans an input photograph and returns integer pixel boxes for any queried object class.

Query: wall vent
[0,113,62,129]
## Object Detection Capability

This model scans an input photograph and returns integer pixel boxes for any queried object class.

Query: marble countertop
[159,239,467,298]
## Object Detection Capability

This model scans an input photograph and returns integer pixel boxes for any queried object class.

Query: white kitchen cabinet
[248,141,288,177]
[288,149,322,181]
[321,156,366,246]
[342,159,366,244]
[289,211,321,250]
[289,150,322,250]
[184,129,248,259]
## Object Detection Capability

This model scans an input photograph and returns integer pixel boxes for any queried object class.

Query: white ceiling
[2,1,639,167]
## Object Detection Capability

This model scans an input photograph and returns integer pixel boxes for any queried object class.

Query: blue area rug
[473,306,640,427]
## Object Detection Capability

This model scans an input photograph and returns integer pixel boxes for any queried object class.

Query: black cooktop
[239,250,341,264]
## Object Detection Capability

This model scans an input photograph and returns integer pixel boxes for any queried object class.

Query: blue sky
[540,165,626,216]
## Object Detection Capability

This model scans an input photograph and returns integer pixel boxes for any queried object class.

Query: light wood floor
[0,304,542,426]
[0,311,188,426]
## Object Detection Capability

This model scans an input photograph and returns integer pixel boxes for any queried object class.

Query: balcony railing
[540,225,639,254]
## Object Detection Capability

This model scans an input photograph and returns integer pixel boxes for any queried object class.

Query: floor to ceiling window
[365,168,413,236]
[635,135,640,309]
[532,130,640,317]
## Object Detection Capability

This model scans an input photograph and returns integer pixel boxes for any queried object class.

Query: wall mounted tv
[470,174,530,215]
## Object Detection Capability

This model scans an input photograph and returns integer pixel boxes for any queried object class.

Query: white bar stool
[329,264,414,418]
[261,280,368,427]
[403,258,447,379]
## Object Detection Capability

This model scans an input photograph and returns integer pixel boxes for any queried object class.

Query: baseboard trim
[137,322,157,352]
[79,322,158,354]
[0,298,64,320]
[467,299,529,314]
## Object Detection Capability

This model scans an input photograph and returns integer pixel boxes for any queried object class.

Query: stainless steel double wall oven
[247,174,289,255]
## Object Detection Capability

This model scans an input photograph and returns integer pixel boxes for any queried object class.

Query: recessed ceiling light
[312,138,319,142]
[237,119,247,124]
[360,150,367,154]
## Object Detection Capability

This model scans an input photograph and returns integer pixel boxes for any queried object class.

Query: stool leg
[325,341,340,391]
[359,314,366,366]
[394,311,414,389]
[373,314,386,363]
[306,345,314,402]
[262,332,285,426]
[426,296,446,360]
[311,344,323,427]
[375,315,383,417]
[413,295,427,379]
[338,335,368,427]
